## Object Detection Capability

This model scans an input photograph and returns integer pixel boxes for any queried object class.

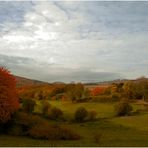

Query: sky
[0,1,148,83]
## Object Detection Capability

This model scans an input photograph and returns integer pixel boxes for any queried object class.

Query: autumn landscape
[0,1,148,147]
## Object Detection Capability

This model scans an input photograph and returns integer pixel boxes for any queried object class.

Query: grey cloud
[49,69,122,83]
[0,1,148,82]
[0,54,36,72]
[0,54,122,83]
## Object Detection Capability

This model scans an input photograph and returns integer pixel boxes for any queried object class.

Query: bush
[114,98,133,116]
[48,107,63,120]
[14,112,37,126]
[22,99,36,114]
[28,123,81,140]
[28,122,51,139]
[74,107,88,122]
[58,127,81,140]
[11,111,43,135]
[41,101,51,116]
[87,110,97,121]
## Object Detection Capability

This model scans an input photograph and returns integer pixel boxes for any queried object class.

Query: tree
[137,78,148,101]
[66,83,85,102]
[74,107,88,122]
[0,67,19,123]
[123,81,134,99]
[114,98,132,116]
[22,99,36,114]
[41,100,51,116]
[91,87,105,96]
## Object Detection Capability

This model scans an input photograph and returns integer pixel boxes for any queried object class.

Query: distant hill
[14,75,49,87]
[14,75,148,88]
[84,79,129,89]
[84,79,128,85]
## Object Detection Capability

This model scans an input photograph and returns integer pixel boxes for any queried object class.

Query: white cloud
[0,1,148,82]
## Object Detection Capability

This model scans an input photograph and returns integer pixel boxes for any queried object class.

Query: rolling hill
[14,75,49,87]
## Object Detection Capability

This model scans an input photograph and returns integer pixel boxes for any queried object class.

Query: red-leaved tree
[0,67,19,123]
[91,87,105,96]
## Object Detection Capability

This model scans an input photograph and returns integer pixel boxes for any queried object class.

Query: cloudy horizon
[0,1,148,83]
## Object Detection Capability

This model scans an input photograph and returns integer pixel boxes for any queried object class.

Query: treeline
[123,78,148,101]
[17,77,148,103]
[18,83,90,103]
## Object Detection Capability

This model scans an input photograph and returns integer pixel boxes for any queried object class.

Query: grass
[111,114,148,131]
[1,119,148,147]
[46,100,115,119]
[1,101,148,146]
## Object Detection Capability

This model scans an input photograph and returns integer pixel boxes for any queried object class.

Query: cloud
[0,54,122,83]
[0,1,148,82]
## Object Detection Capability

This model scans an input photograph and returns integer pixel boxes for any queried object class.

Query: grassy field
[0,101,148,147]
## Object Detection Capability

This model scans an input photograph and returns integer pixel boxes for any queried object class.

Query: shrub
[12,111,43,133]
[41,101,51,116]
[28,123,81,140]
[28,122,51,139]
[87,110,97,121]
[22,99,36,114]
[58,127,81,140]
[114,98,133,116]
[48,107,63,120]
[74,107,88,122]
[6,111,46,136]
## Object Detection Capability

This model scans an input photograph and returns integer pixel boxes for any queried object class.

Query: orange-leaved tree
[91,87,105,96]
[0,67,19,123]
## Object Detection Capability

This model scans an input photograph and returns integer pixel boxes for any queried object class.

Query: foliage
[136,78,148,101]
[114,98,133,116]
[41,100,51,116]
[50,85,66,97]
[13,111,42,129]
[18,83,89,102]
[28,123,81,140]
[22,99,36,114]
[48,107,63,120]
[123,81,135,99]
[66,83,86,102]
[0,67,19,123]
[74,107,88,122]
[8,111,44,136]
[91,87,105,96]
[123,79,148,101]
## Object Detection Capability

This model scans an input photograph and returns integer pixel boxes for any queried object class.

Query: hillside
[14,75,49,87]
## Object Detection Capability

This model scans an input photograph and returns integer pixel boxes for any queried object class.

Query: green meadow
[0,101,148,147]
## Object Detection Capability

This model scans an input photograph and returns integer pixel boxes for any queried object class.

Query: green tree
[137,78,148,101]
[123,81,134,99]
[22,99,36,114]
[74,107,88,122]
[42,100,51,116]
[114,98,133,116]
